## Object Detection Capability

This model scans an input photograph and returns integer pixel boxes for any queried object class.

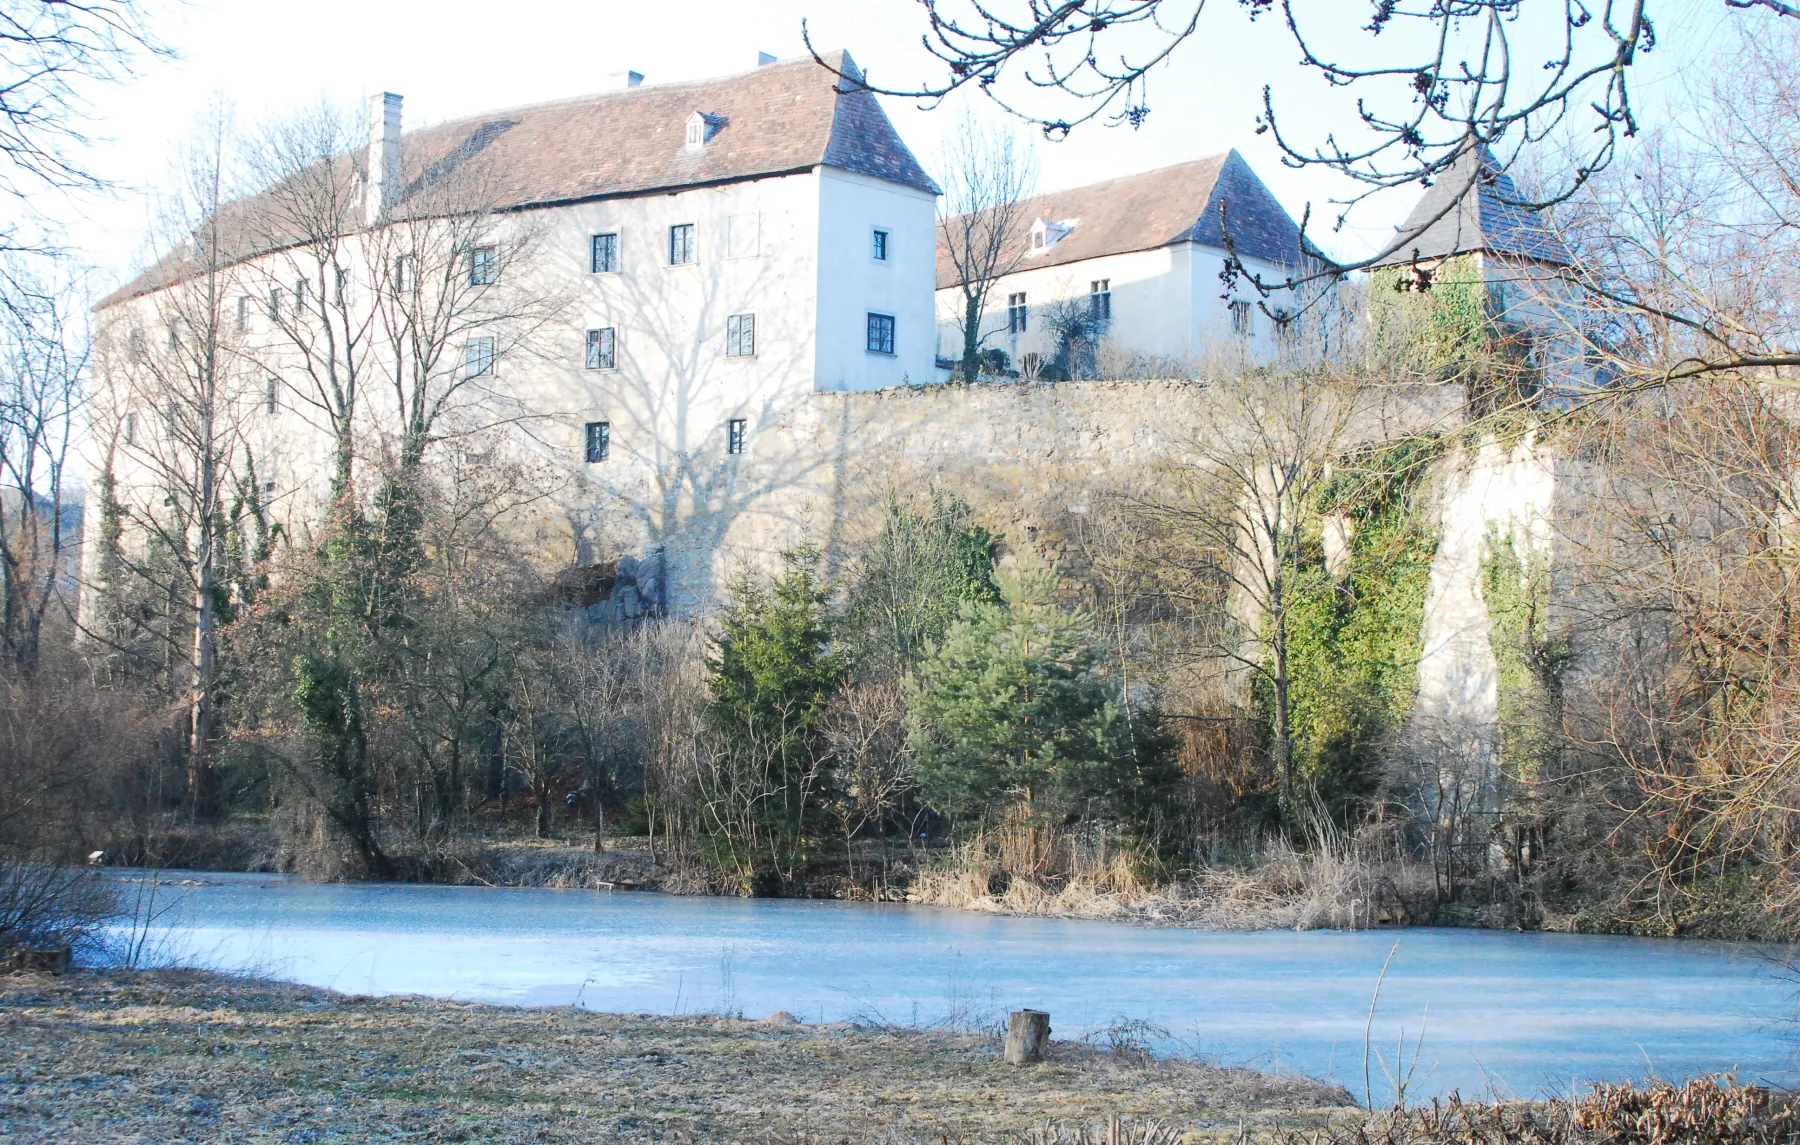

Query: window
[685,111,712,149]
[268,286,283,322]
[127,328,145,363]
[1229,300,1254,336]
[726,313,755,358]
[166,323,178,350]
[261,480,277,499]
[468,245,497,286]
[585,327,616,370]
[236,296,251,334]
[1007,292,1028,334]
[1090,279,1112,322]
[266,376,280,416]
[590,232,618,273]
[294,278,308,313]
[872,228,889,261]
[669,223,695,265]
[727,418,747,455]
[866,312,895,355]
[335,267,351,303]
[123,412,137,446]
[584,421,610,463]
[464,336,496,377]
[394,254,416,294]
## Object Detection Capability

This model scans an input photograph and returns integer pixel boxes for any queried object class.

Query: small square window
[468,246,497,286]
[726,313,756,358]
[586,327,616,370]
[1090,279,1112,321]
[727,418,747,455]
[1008,292,1028,334]
[866,312,895,355]
[872,228,889,261]
[591,233,618,273]
[584,420,611,463]
[465,336,496,377]
[669,223,695,265]
[1229,300,1254,336]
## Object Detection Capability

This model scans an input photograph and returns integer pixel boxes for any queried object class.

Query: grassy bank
[0,968,1356,1143]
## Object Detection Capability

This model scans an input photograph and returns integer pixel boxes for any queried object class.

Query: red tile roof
[101,52,934,310]
[935,151,1304,290]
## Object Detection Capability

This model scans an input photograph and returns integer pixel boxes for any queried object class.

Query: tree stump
[5,946,71,975]
[1004,1008,1050,1065]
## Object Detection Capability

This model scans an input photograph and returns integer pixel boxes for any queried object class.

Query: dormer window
[1030,217,1073,252]
[685,111,716,149]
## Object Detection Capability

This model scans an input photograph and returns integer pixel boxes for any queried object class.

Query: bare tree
[936,111,1035,381]
[97,105,255,814]
[0,259,84,672]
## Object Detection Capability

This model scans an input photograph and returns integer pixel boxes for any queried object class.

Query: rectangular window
[1008,292,1029,334]
[1090,279,1112,321]
[127,328,145,362]
[585,327,616,370]
[465,336,496,378]
[294,278,308,313]
[266,376,279,416]
[394,254,416,294]
[468,245,497,286]
[236,296,251,334]
[726,313,756,358]
[261,480,277,499]
[584,421,610,463]
[669,223,695,265]
[268,287,283,322]
[872,228,889,261]
[727,418,747,455]
[123,412,137,446]
[866,312,895,355]
[1230,299,1254,336]
[590,232,618,273]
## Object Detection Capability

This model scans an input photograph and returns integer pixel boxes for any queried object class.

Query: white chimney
[608,70,644,90]
[757,52,776,66]
[364,92,402,227]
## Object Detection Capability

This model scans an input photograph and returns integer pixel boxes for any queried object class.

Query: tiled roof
[935,151,1306,290]
[101,51,935,310]
[1372,147,1571,268]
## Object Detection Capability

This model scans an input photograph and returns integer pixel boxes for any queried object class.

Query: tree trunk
[1004,1009,1051,1065]
[961,292,984,380]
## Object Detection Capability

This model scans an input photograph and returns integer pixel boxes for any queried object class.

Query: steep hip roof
[100,51,935,310]
[1372,147,1571,268]
[934,150,1305,290]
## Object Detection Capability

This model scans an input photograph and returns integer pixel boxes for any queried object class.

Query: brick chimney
[364,92,402,227]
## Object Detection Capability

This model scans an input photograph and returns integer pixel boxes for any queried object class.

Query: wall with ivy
[1367,254,1498,381]
[1271,434,1447,819]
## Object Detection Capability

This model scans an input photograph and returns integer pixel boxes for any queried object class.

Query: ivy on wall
[1479,525,1570,791]
[1263,434,1446,822]
[1367,255,1494,378]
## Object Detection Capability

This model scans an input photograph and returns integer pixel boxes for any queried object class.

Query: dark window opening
[591,232,619,273]
[1090,279,1111,321]
[585,421,610,463]
[266,376,280,416]
[727,418,747,455]
[866,312,895,355]
[586,327,616,370]
[872,229,889,260]
[1008,292,1028,333]
[669,223,695,265]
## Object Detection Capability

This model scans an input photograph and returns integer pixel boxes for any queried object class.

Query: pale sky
[45,0,1751,294]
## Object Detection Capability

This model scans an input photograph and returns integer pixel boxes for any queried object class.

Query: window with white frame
[585,421,610,463]
[726,313,755,357]
[1229,300,1254,336]
[1090,279,1112,321]
[872,228,889,261]
[866,312,895,355]
[669,223,695,265]
[591,232,618,273]
[468,245,497,286]
[465,336,496,377]
[586,328,616,370]
[1007,292,1028,333]
[727,418,747,455]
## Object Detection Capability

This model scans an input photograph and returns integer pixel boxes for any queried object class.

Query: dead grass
[0,968,1356,1143]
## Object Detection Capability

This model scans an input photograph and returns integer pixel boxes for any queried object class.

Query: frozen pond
[116,870,1799,1103]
